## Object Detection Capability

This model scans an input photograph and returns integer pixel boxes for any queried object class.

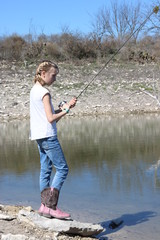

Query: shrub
[60,33,97,59]
[0,34,26,60]
[44,42,64,60]
[24,41,44,60]
[0,32,160,63]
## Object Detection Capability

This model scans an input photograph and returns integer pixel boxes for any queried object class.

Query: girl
[30,60,77,219]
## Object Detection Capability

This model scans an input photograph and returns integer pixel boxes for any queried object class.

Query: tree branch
[139,87,160,106]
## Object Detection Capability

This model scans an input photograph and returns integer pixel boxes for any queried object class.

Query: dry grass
[0,33,160,64]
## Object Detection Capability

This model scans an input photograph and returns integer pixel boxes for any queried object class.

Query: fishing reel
[58,100,67,109]
[58,100,70,113]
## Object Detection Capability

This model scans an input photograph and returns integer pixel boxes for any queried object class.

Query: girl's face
[41,67,58,86]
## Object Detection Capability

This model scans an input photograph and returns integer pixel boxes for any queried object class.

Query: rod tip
[153,6,159,14]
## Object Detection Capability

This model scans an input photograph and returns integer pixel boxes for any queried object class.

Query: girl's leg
[37,137,70,219]
[37,140,52,192]
[44,137,69,191]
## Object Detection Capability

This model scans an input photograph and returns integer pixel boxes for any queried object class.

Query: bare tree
[91,0,143,43]
[145,0,160,33]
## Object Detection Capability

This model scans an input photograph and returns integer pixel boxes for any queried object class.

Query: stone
[0,204,4,210]
[1,234,28,240]
[0,214,15,221]
[18,209,103,237]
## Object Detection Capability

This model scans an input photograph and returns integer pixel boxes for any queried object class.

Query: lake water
[0,114,160,239]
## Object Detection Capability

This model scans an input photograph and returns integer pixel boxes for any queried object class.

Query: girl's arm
[43,93,69,123]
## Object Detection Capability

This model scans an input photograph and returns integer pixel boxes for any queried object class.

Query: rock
[18,209,103,237]
[1,234,28,240]
[0,214,15,221]
[24,206,33,212]
[0,204,4,210]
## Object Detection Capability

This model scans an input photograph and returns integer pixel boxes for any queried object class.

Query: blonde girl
[30,60,77,219]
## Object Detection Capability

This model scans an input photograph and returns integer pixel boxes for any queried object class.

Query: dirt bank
[0,60,160,122]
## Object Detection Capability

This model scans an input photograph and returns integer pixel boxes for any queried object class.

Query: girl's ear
[41,70,46,79]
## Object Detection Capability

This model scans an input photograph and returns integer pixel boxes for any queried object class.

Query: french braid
[34,60,59,85]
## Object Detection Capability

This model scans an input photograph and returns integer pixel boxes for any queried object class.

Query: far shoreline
[1,61,160,122]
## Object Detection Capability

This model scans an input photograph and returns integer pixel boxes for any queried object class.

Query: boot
[38,188,51,218]
[38,203,51,218]
[39,187,71,219]
[47,188,71,219]
[46,187,59,210]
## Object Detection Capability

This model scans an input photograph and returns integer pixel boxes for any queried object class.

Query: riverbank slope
[1,60,160,121]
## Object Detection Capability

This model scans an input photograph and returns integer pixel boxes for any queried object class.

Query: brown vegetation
[0,33,159,64]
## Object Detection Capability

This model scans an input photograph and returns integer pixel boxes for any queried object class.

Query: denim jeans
[36,136,69,192]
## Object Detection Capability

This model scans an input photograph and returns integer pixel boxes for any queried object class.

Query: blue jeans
[36,136,69,192]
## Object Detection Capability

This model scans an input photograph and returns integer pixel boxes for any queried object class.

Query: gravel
[0,60,160,122]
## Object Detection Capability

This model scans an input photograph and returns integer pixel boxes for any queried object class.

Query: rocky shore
[0,204,103,240]
[0,60,160,122]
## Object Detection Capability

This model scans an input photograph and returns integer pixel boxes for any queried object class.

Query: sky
[0,0,155,37]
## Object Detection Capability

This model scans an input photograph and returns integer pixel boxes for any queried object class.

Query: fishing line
[76,6,159,99]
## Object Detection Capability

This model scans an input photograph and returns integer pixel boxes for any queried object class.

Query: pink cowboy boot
[38,188,51,218]
[38,203,51,218]
[38,187,71,219]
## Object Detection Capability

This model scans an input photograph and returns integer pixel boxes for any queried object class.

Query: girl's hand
[68,97,77,108]
[61,103,70,113]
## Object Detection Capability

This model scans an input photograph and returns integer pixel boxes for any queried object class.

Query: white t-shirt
[30,84,57,140]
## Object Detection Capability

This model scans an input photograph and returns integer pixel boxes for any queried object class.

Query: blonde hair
[34,60,59,85]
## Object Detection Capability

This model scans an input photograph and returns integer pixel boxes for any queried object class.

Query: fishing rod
[76,5,159,99]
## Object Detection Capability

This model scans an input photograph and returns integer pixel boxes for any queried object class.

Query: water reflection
[58,115,160,192]
[0,114,160,221]
[0,121,39,174]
